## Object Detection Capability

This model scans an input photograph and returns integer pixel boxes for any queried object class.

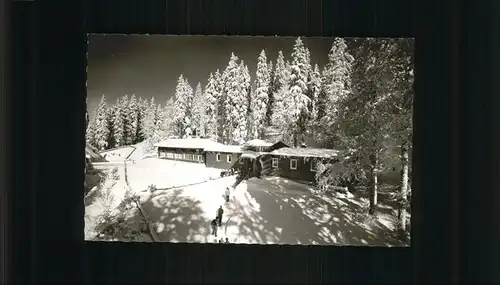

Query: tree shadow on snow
[228,181,403,246]
[137,189,211,243]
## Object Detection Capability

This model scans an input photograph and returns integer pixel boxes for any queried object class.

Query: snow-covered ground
[100,146,136,162]
[135,171,405,246]
[85,156,406,246]
[126,158,224,192]
[84,165,152,242]
[128,141,157,161]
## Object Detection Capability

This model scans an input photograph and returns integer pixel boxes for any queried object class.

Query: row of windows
[215,153,242,164]
[159,152,203,162]
[271,158,317,172]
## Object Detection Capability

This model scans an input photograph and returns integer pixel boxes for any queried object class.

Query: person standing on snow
[225,237,230,244]
[224,187,231,203]
[216,206,224,227]
[211,219,218,237]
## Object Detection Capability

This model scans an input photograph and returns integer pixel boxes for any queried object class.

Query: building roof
[243,139,273,147]
[241,150,263,159]
[154,138,224,150]
[204,144,243,153]
[270,147,340,158]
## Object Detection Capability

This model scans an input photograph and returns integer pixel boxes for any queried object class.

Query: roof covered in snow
[244,139,273,147]
[204,144,243,153]
[270,147,340,158]
[241,151,263,159]
[154,138,224,150]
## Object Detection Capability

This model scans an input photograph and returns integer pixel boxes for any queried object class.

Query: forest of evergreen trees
[86,37,413,233]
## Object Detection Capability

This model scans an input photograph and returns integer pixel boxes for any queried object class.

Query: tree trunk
[368,152,379,215]
[292,132,298,148]
[399,140,410,231]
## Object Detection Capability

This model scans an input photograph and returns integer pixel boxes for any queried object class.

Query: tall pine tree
[191,82,206,137]
[141,97,157,140]
[204,72,219,140]
[94,95,111,150]
[307,64,322,126]
[173,75,190,137]
[86,109,97,147]
[317,38,354,145]
[288,37,312,146]
[161,97,175,138]
[214,69,225,142]
[127,94,139,144]
[266,60,274,125]
[112,97,125,147]
[221,53,241,143]
[251,49,271,139]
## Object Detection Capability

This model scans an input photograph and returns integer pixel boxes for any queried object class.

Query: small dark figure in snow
[210,219,218,237]
[218,239,223,243]
[216,206,224,227]
[224,187,231,203]
[225,238,230,244]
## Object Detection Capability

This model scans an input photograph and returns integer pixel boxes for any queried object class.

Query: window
[227,154,232,163]
[167,152,174,159]
[216,153,221,162]
[290,159,298,170]
[310,160,317,172]
[272,158,278,168]
[197,155,202,162]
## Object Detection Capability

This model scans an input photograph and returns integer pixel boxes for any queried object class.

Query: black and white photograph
[84,35,413,246]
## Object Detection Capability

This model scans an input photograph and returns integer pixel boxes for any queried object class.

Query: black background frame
[4,0,500,283]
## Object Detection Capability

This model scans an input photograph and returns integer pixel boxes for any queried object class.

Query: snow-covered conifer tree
[135,97,144,142]
[141,97,157,140]
[112,97,125,147]
[173,75,193,137]
[106,106,115,148]
[119,95,129,145]
[288,37,312,146]
[161,97,175,138]
[204,72,218,140]
[273,51,288,92]
[251,49,271,139]
[235,61,251,142]
[127,94,138,144]
[86,109,97,147]
[308,64,322,124]
[266,60,274,125]
[318,38,354,137]
[221,53,241,143]
[271,82,294,145]
[150,103,164,144]
[94,95,111,150]
[213,69,225,141]
[191,82,207,137]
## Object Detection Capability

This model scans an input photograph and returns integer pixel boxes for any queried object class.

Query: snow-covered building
[204,144,243,170]
[154,137,341,183]
[154,138,220,163]
[154,138,243,169]
[265,147,341,183]
[239,139,341,183]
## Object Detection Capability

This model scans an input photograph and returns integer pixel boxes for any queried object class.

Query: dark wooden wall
[267,155,317,182]
[205,151,242,169]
